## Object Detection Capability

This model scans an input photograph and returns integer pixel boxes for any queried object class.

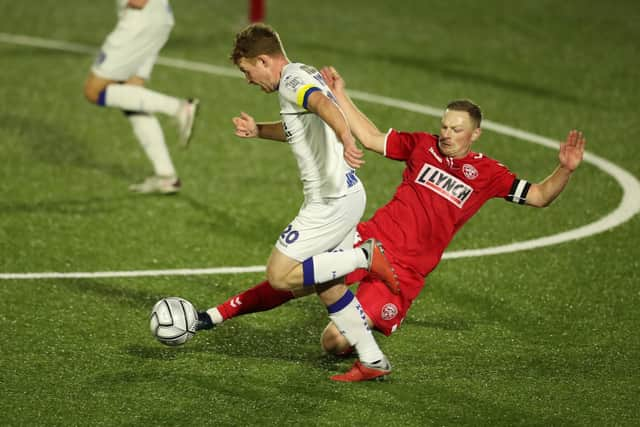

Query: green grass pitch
[1,0,639,425]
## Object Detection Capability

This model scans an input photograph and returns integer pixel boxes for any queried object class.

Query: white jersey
[278,62,361,200]
[116,0,128,17]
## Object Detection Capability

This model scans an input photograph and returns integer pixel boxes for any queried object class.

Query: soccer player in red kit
[195,66,586,382]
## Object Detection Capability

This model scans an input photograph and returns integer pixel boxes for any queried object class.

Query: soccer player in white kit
[199,23,398,381]
[83,0,199,194]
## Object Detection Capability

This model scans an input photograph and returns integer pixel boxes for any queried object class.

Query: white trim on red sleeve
[383,128,394,157]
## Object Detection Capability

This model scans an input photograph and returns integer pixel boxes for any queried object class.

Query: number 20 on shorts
[280,224,299,244]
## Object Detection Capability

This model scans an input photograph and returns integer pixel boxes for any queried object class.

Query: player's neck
[273,56,290,82]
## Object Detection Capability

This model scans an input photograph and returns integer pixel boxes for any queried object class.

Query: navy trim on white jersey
[302,86,321,109]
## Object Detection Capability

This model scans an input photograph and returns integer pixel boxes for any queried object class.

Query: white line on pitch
[1,32,639,280]
[0,266,266,280]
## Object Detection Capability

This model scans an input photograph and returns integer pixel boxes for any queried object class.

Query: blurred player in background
[83,0,199,194]
[196,66,586,381]
[197,23,401,381]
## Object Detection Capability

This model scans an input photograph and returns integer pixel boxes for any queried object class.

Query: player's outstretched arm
[305,90,364,168]
[232,112,287,142]
[526,129,586,207]
[321,66,386,155]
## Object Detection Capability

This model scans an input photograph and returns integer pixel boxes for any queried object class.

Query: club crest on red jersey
[381,303,398,321]
[415,164,473,208]
[463,164,478,180]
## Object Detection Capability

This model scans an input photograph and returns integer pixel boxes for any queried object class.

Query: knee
[320,322,351,355]
[83,81,102,104]
[83,74,110,104]
[83,86,97,104]
[266,267,291,292]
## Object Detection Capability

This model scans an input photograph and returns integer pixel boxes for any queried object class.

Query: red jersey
[358,130,530,299]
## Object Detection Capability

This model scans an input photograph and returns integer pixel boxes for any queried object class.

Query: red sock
[346,268,367,285]
[216,280,295,320]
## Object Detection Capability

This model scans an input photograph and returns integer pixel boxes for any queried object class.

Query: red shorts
[345,221,427,335]
[346,265,424,336]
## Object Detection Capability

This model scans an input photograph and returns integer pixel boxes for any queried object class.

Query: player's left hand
[232,112,258,138]
[559,129,586,172]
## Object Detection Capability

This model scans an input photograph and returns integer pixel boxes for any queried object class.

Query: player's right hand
[341,133,365,169]
[232,112,258,138]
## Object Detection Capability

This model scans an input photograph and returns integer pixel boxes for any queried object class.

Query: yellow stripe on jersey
[296,84,321,109]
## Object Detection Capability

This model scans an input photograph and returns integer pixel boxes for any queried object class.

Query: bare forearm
[307,93,350,140]
[319,67,386,153]
[306,91,364,168]
[335,93,373,137]
[257,121,287,142]
[529,165,573,207]
[541,165,573,203]
[526,129,585,208]
[333,91,385,153]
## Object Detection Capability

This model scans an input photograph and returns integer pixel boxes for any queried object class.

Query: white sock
[206,308,224,324]
[302,248,368,285]
[327,290,384,364]
[127,113,176,177]
[106,84,181,116]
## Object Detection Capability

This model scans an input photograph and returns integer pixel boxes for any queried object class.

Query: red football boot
[330,359,391,382]
[361,239,400,295]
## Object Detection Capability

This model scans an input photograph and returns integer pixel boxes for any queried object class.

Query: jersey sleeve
[385,129,430,161]
[505,178,531,204]
[489,162,531,204]
[279,65,323,110]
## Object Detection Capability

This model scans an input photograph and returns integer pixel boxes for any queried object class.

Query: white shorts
[275,188,366,262]
[91,0,174,81]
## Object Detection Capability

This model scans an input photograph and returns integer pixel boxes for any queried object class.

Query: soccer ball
[149,297,198,346]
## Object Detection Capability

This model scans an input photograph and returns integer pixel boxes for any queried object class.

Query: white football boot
[129,175,181,194]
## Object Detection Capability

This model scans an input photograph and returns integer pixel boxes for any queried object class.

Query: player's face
[237,57,278,93]
[438,110,481,158]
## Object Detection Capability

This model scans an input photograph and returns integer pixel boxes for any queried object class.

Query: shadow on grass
[0,111,133,181]
[0,195,136,214]
[50,278,329,366]
[122,295,344,373]
[177,193,281,244]
[125,318,325,362]
[58,278,161,308]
